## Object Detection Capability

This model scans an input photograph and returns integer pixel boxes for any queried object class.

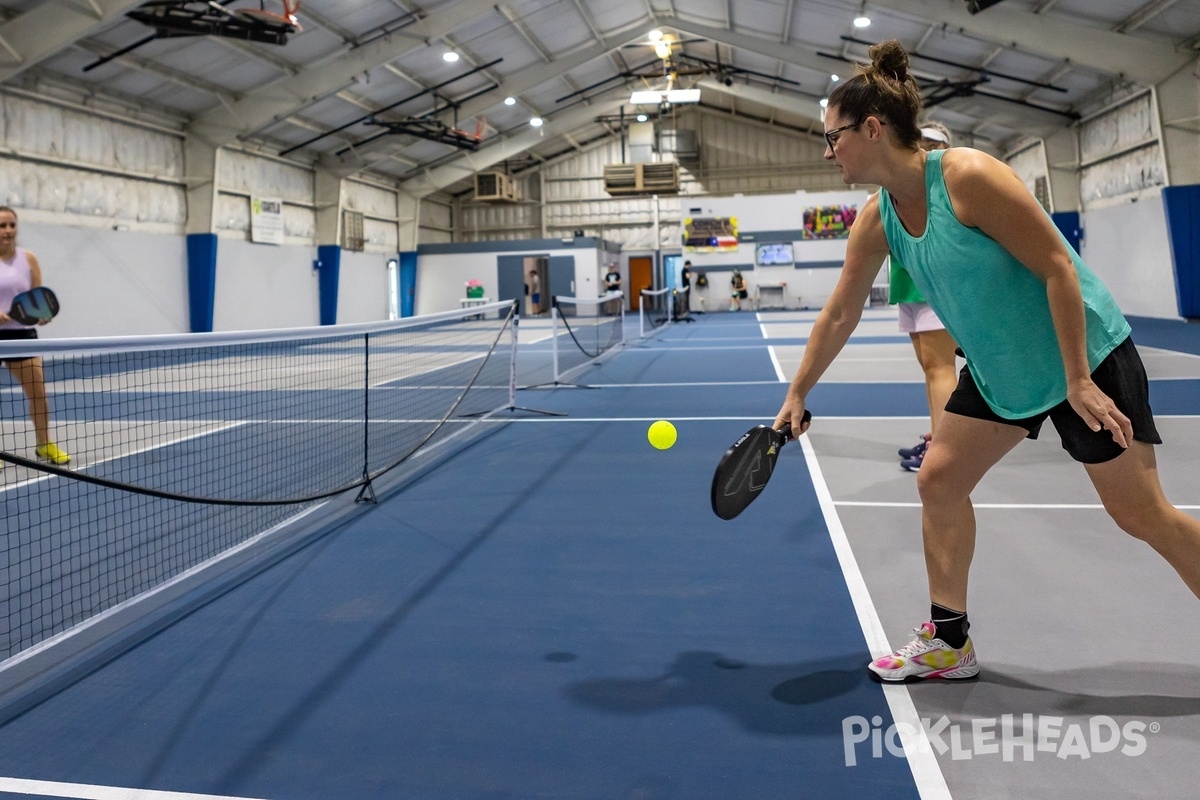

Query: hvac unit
[603,162,680,196]
[474,171,519,202]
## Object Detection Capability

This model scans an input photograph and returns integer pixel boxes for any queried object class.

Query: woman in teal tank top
[774,40,1200,685]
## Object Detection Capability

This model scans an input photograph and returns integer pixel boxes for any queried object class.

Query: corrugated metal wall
[456,108,836,247]
[0,93,185,230]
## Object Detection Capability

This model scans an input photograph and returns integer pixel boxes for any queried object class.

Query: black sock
[930,603,970,649]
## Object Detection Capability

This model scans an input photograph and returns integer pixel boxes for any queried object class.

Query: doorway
[629,256,653,311]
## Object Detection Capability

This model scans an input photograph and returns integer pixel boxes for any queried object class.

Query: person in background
[892,121,959,472]
[0,206,70,467]
[604,264,622,314]
[677,260,693,319]
[730,269,747,311]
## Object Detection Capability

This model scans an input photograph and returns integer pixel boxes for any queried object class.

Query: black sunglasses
[824,118,885,149]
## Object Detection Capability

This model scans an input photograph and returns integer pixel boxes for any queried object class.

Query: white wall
[23,221,189,337]
[211,240,320,332]
[1081,194,1180,319]
[680,189,872,308]
[337,251,391,323]
[415,245,606,316]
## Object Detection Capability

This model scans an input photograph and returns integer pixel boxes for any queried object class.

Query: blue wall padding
[1161,185,1200,319]
[185,233,218,333]
[317,244,341,326]
[400,251,417,318]
[1050,211,1082,256]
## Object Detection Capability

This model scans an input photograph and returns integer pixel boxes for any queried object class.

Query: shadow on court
[565,650,867,735]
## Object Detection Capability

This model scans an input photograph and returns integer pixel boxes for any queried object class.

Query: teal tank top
[878,149,1131,419]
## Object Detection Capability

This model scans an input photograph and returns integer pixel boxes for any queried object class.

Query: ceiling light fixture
[504,96,516,105]
[630,89,701,105]
[831,74,840,82]
[636,114,648,122]
[853,15,871,27]
[647,29,664,42]
[442,51,460,62]
[819,98,829,108]
[529,117,544,127]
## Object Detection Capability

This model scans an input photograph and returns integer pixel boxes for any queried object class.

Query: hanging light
[504,97,516,106]
[529,117,544,127]
[442,51,460,62]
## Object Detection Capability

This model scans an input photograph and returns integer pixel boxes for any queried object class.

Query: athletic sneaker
[898,436,930,459]
[35,442,70,465]
[868,622,979,682]
[900,450,924,472]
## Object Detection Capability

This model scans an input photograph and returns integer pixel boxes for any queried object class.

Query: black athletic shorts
[0,329,37,340]
[944,335,1161,464]
[0,327,37,362]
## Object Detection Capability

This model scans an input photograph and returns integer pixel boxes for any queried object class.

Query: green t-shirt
[888,256,925,304]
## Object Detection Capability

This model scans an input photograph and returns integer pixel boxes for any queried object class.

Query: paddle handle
[775,409,812,444]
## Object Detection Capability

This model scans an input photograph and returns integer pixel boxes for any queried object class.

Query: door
[497,255,527,305]
[629,256,653,311]
[548,255,575,304]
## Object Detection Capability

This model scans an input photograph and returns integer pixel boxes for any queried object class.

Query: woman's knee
[916,455,971,506]
[1104,498,1175,542]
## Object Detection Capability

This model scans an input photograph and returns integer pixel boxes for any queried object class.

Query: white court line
[574,380,783,388]
[768,346,787,383]
[0,777,267,800]
[0,422,250,495]
[800,435,951,800]
[837,501,1200,510]
[0,501,324,676]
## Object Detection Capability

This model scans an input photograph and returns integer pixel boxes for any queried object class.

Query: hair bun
[868,40,911,83]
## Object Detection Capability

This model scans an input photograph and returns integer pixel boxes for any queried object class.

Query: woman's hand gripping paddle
[710,410,811,520]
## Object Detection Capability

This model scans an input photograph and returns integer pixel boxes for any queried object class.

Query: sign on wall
[683,216,738,251]
[802,205,857,239]
[250,196,284,245]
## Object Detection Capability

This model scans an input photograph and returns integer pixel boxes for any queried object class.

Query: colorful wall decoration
[802,205,857,240]
[683,216,739,251]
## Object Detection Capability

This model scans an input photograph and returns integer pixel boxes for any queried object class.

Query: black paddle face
[9,287,59,326]
[710,410,810,521]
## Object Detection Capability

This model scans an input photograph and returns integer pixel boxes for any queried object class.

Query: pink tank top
[0,247,34,330]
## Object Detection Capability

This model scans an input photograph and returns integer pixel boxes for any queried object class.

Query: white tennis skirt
[897,302,946,334]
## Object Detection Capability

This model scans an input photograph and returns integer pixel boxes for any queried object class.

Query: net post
[356,331,377,504]
[619,292,625,346]
[551,300,561,384]
[508,297,519,408]
[639,292,646,339]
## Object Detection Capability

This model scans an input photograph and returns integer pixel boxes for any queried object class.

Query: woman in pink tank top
[0,206,70,466]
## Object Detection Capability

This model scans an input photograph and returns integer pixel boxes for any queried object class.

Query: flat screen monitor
[755,242,794,266]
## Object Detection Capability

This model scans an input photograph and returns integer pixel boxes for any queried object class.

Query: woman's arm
[943,149,1131,446]
[28,251,42,288]
[776,193,889,435]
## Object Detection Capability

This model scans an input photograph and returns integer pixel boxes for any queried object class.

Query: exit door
[629,256,652,311]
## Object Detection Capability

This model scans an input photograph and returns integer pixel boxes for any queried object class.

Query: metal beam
[866,0,1190,85]
[400,93,631,197]
[0,0,145,83]
[657,16,849,77]
[696,78,825,125]
[329,21,650,175]
[188,0,501,147]
[1115,0,1180,34]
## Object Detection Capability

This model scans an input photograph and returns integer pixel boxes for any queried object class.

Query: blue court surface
[1,308,1199,799]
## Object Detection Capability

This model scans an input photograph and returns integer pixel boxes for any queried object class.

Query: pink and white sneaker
[868,622,979,682]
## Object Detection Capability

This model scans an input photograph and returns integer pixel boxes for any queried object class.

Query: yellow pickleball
[648,420,677,450]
